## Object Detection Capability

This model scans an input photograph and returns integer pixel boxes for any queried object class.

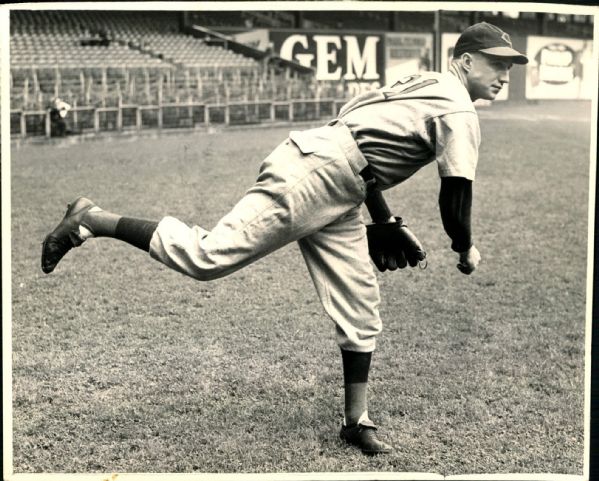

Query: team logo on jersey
[384,75,438,99]
[391,74,421,87]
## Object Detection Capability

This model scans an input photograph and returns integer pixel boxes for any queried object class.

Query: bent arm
[439,176,473,253]
[364,189,393,224]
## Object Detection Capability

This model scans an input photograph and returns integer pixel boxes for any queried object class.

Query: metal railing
[10,97,349,138]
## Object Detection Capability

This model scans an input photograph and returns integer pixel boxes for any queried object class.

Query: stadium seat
[10,10,321,110]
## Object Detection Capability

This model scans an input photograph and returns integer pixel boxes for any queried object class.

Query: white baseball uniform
[149,71,481,352]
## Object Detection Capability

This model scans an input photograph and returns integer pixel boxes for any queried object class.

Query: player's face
[467,53,513,101]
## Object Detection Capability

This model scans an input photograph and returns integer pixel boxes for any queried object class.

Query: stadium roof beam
[189,25,314,76]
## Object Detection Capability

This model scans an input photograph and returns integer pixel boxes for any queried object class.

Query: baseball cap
[453,22,528,64]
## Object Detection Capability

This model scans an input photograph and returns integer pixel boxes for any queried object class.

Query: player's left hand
[366,217,426,272]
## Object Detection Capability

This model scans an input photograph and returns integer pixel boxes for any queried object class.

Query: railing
[10,98,349,139]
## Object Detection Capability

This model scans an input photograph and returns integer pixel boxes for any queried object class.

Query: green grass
[9,101,591,474]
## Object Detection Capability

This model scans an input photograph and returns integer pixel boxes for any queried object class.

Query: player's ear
[461,53,474,72]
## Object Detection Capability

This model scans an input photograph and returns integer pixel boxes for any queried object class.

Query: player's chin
[485,87,502,100]
[478,91,497,101]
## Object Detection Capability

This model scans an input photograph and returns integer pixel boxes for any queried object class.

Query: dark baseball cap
[454,22,528,64]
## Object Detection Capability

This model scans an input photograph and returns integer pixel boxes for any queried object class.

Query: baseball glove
[366,217,426,272]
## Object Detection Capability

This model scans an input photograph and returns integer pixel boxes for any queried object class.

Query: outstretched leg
[42,135,367,279]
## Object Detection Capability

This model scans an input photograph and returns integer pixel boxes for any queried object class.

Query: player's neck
[448,63,471,98]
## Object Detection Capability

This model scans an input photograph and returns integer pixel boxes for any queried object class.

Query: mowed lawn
[9,101,591,475]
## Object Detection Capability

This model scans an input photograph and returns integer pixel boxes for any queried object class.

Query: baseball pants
[149,121,383,352]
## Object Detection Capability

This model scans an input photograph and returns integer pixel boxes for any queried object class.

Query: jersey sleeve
[432,111,481,181]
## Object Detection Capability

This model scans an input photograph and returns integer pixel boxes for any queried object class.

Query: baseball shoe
[41,197,97,274]
[340,419,392,455]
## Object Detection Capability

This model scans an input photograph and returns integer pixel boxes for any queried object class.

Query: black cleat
[340,419,393,455]
[41,197,97,274]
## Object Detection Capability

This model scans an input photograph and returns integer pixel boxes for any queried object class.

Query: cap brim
[479,46,529,64]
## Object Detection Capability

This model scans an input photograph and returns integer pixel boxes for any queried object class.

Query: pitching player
[41,23,528,455]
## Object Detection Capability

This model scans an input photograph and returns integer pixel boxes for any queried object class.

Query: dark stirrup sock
[341,349,372,384]
[341,349,372,425]
[114,217,159,252]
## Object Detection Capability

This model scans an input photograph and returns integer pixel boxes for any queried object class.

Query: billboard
[269,30,385,96]
[384,32,433,86]
[526,36,594,99]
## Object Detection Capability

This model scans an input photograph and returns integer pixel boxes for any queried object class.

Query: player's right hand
[457,245,481,275]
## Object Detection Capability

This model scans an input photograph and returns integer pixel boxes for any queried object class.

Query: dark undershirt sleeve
[364,189,393,224]
[439,177,473,253]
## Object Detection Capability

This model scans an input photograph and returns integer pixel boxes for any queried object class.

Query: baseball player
[41,23,528,455]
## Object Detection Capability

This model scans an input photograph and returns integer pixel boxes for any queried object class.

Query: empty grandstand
[10,10,321,120]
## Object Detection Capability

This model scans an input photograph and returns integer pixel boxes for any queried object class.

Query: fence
[10,97,349,138]
[10,64,340,111]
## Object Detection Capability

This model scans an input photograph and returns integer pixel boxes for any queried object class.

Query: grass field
[9,100,592,475]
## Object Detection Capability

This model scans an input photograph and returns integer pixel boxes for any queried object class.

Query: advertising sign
[526,36,593,99]
[269,30,385,96]
[441,32,509,102]
[384,33,433,86]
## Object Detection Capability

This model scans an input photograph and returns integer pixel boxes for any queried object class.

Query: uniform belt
[328,119,369,176]
[327,119,376,192]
